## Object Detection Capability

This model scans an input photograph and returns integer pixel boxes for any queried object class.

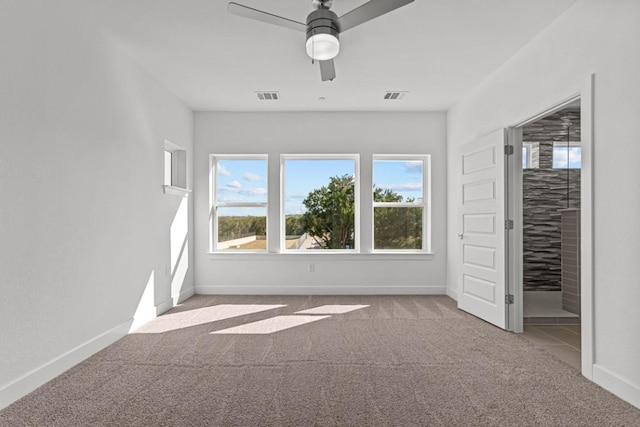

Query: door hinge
[505,294,514,304]
[504,145,514,155]
[505,219,514,230]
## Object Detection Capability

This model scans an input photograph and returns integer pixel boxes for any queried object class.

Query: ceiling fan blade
[227,2,307,32]
[336,0,414,33]
[319,59,336,82]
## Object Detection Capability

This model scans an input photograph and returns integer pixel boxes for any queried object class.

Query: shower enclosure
[522,107,581,324]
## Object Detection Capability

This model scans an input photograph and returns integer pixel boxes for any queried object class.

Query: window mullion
[215,202,268,208]
[373,202,425,208]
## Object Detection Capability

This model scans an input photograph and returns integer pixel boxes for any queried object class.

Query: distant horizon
[216,158,424,216]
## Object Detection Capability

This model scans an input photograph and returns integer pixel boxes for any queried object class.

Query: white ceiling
[85,0,578,112]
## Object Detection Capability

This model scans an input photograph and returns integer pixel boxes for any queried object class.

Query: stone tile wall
[561,209,581,314]
[523,110,581,292]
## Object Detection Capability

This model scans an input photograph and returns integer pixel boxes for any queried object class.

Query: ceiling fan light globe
[305,33,339,60]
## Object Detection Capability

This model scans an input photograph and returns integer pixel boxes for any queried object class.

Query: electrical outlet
[308,263,315,273]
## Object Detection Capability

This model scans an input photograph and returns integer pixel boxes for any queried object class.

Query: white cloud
[241,188,267,196]
[218,189,266,204]
[243,172,261,182]
[218,180,243,193]
[217,164,232,177]
[217,195,243,202]
[379,182,422,192]
[553,147,581,168]
[286,192,306,201]
[404,161,423,174]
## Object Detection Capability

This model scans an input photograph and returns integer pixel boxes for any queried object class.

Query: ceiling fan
[227,0,415,81]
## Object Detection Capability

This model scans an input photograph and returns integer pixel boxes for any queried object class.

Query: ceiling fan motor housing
[306,8,340,45]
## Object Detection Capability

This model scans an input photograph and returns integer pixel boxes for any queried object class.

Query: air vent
[384,91,408,100]
[256,91,280,101]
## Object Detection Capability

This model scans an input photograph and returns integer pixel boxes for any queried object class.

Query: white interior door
[457,129,508,329]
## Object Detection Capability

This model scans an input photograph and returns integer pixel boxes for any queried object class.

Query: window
[372,156,429,252]
[552,142,582,169]
[164,140,188,194]
[281,155,359,251]
[522,142,540,169]
[211,156,268,252]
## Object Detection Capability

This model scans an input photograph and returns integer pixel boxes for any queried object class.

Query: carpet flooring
[1,295,638,426]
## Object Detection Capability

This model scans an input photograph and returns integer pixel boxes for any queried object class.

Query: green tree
[218,216,266,242]
[285,214,305,236]
[373,186,422,250]
[299,179,422,250]
[249,216,266,236]
[374,187,405,203]
[302,174,355,249]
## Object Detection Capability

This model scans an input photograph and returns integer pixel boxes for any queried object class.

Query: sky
[372,160,424,203]
[284,159,355,215]
[552,146,582,168]
[522,146,581,169]
[215,158,424,216]
[216,159,267,218]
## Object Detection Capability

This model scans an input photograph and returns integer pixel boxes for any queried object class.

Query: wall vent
[384,91,408,100]
[256,91,280,101]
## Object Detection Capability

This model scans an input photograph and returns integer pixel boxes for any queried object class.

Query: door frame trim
[506,75,594,380]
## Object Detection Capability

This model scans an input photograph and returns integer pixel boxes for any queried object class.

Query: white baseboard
[593,364,640,409]
[195,285,446,295]
[0,320,131,410]
[446,286,458,301]
[174,286,195,304]
[155,298,174,316]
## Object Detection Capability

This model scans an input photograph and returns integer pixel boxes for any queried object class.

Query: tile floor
[521,324,581,370]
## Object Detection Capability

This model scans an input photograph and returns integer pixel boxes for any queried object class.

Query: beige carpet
[1,295,638,426]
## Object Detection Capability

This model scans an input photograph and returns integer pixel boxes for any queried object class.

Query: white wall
[0,2,194,408]
[446,0,640,408]
[194,112,446,294]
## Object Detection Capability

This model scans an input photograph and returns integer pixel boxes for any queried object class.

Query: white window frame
[210,154,269,253]
[371,154,431,253]
[280,154,360,253]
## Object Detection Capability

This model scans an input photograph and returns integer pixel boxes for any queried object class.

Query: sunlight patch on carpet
[134,304,287,333]
[295,305,369,314]
[210,315,330,335]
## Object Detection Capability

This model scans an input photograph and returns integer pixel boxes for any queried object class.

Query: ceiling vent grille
[384,91,408,100]
[256,91,280,101]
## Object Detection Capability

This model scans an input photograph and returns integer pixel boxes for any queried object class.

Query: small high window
[164,140,188,194]
[522,142,540,169]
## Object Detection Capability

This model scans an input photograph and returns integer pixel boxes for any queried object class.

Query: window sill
[206,252,434,261]
[163,185,191,197]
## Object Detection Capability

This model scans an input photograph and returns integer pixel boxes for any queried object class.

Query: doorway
[518,102,583,369]
[521,103,582,322]
[506,77,594,377]
[456,77,594,376]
